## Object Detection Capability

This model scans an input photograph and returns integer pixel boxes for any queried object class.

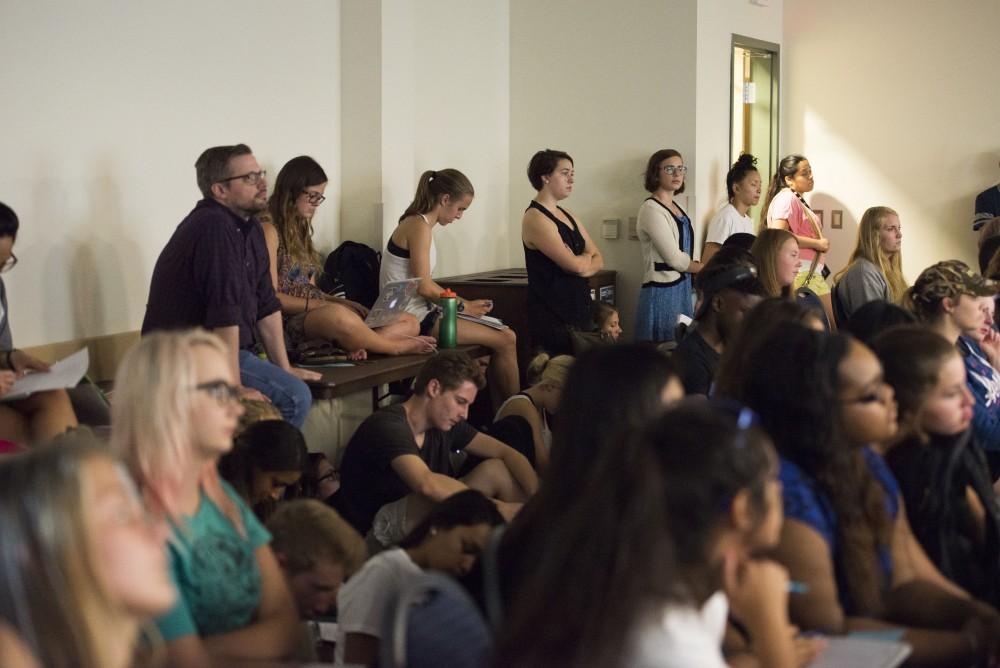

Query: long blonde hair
[0,437,147,668]
[111,330,244,535]
[750,228,797,299]
[833,206,906,302]
[526,353,574,388]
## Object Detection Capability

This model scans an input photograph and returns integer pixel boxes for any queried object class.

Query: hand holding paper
[0,348,89,402]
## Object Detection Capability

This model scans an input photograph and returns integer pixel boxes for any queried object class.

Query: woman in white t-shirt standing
[702,154,762,265]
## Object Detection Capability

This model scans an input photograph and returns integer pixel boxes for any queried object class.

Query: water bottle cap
[440,289,457,298]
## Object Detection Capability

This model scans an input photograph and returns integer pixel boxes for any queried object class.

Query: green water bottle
[438,289,458,349]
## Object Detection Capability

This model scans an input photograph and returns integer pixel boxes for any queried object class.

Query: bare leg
[432,319,519,406]
[10,389,78,444]
[375,313,421,338]
[0,405,28,445]
[304,303,435,355]
[461,458,529,502]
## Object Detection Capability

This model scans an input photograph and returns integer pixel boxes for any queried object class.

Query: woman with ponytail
[380,169,520,403]
[702,153,762,265]
[762,155,835,326]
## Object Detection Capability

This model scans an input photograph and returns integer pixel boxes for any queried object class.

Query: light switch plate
[628,217,638,240]
[602,219,620,240]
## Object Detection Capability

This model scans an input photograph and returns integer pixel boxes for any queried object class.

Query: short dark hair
[398,489,504,549]
[195,144,253,198]
[413,350,486,394]
[0,202,20,240]
[643,149,685,193]
[527,149,573,190]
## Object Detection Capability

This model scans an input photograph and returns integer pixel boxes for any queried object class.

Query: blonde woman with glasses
[111,330,300,668]
[0,436,175,668]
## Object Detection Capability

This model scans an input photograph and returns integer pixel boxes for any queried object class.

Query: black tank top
[523,200,592,329]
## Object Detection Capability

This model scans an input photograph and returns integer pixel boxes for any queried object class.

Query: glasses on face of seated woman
[662,165,688,175]
[303,191,326,205]
[194,380,241,406]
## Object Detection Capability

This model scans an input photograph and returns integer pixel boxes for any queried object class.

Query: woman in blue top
[111,330,300,668]
[728,324,1000,666]
[635,149,703,342]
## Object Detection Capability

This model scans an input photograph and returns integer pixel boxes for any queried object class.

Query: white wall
[0,1,341,347]
[341,0,511,279]
[694,0,783,248]
[782,0,1000,279]
[508,0,698,337]
[410,1,510,278]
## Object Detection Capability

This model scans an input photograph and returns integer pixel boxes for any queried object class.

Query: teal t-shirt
[155,481,272,640]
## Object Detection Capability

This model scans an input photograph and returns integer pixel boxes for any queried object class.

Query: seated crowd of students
[1,143,1000,668]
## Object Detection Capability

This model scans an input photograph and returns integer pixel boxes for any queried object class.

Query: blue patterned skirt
[634,280,693,342]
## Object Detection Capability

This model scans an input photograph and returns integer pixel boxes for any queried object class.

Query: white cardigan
[637,197,693,286]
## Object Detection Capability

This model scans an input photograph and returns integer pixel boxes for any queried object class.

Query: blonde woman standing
[111,330,300,668]
[833,206,906,320]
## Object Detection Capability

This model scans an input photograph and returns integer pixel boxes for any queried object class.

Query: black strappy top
[523,200,592,329]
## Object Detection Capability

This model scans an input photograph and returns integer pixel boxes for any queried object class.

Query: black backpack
[318,241,382,308]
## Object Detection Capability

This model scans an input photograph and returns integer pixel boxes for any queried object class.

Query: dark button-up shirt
[142,198,281,349]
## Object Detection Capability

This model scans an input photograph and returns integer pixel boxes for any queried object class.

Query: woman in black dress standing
[521,149,604,355]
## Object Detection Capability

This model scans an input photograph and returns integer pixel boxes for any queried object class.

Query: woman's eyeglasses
[194,380,241,405]
[303,191,326,205]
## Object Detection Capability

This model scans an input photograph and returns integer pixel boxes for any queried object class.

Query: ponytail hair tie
[429,170,437,180]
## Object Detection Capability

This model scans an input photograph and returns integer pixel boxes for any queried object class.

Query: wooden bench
[302,344,489,407]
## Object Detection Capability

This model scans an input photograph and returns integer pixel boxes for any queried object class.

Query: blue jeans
[238,350,312,428]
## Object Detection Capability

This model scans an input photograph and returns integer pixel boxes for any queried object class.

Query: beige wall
[508,0,698,336]
[695,0,783,248]
[782,0,1000,279]
[410,0,511,278]
[0,1,341,347]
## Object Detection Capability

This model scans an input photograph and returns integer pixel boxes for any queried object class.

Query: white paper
[809,636,911,668]
[1,348,89,402]
[317,621,338,642]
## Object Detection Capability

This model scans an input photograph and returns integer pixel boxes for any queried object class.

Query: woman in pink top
[761,155,834,326]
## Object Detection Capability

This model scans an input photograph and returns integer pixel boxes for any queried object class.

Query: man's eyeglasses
[662,165,688,175]
[194,380,241,406]
[217,170,267,186]
[0,253,17,274]
[303,191,326,205]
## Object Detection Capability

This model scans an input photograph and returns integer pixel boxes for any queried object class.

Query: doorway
[730,36,780,224]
